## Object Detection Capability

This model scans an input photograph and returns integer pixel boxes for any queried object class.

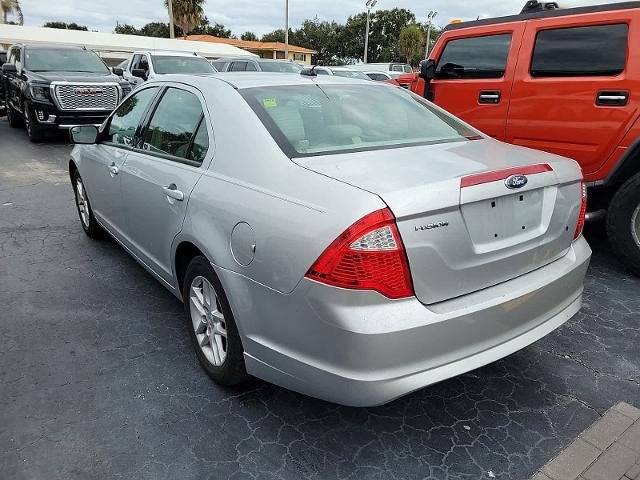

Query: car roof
[147,72,374,90]
[135,50,204,57]
[19,43,87,51]
[444,1,640,31]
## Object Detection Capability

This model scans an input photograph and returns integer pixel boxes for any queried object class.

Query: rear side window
[141,88,207,163]
[229,62,247,72]
[531,24,628,77]
[436,34,512,79]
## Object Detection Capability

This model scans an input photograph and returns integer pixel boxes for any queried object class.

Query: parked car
[0,50,6,115]
[211,57,303,73]
[67,73,590,406]
[1,43,131,142]
[363,71,400,86]
[122,51,217,85]
[312,66,372,80]
[413,1,640,275]
[350,62,413,78]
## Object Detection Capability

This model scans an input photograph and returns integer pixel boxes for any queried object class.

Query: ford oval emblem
[505,175,528,189]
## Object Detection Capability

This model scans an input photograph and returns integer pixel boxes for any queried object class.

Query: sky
[15,0,625,37]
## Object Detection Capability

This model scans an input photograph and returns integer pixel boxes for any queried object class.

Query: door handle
[162,184,184,201]
[596,91,629,107]
[479,90,501,104]
[108,163,119,176]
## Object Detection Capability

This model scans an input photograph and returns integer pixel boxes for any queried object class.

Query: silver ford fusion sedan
[68,73,591,406]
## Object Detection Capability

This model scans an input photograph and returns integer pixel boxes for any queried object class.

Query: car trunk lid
[296,139,583,304]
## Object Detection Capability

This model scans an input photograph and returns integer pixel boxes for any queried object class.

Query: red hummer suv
[412,1,640,275]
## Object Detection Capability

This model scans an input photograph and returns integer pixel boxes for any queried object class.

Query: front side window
[531,24,628,77]
[391,65,403,72]
[130,54,142,70]
[241,84,477,158]
[106,87,159,146]
[151,56,216,74]
[436,34,512,79]
[141,88,206,161]
[245,62,258,72]
[403,65,413,73]
[25,48,108,73]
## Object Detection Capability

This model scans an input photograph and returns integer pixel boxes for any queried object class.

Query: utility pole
[168,0,175,38]
[425,11,437,58]
[364,0,378,64]
[284,0,289,60]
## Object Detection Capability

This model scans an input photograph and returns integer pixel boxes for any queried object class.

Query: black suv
[1,44,131,142]
[0,51,6,115]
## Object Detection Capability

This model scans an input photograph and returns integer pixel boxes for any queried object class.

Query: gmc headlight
[30,85,50,101]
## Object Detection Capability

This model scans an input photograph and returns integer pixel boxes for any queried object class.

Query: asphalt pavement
[1,118,639,480]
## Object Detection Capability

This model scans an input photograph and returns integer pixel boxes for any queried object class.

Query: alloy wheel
[632,203,640,249]
[189,276,227,366]
[75,177,90,228]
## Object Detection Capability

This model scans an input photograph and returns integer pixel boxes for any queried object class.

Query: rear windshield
[259,61,304,73]
[241,84,478,158]
[151,56,216,74]
[25,48,109,73]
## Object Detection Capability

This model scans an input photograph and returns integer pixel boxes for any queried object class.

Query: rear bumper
[216,236,591,407]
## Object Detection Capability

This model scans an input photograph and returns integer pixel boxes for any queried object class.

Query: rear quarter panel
[176,80,385,295]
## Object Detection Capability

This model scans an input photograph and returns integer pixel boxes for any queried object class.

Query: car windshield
[241,84,478,158]
[151,56,216,74]
[25,48,109,73]
[332,70,371,80]
[259,61,304,73]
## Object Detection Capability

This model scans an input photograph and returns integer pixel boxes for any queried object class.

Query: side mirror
[112,67,124,77]
[419,59,436,80]
[70,125,98,144]
[131,69,147,80]
[2,63,17,73]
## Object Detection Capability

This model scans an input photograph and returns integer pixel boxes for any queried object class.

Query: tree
[397,25,424,66]
[0,0,23,25]
[241,31,257,41]
[260,29,287,43]
[43,21,88,31]
[340,8,416,63]
[189,16,232,38]
[114,23,138,35]
[294,17,343,65]
[139,21,171,38]
[164,0,205,35]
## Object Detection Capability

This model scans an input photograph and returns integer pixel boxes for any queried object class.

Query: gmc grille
[53,84,120,111]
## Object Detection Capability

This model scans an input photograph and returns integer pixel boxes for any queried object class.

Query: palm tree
[164,0,205,35]
[0,0,23,25]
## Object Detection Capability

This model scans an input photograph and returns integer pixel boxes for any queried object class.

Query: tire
[72,170,103,239]
[606,172,640,276]
[182,256,248,386]
[6,96,22,128]
[24,102,44,143]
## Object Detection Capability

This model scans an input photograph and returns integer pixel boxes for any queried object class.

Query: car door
[427,25,525,140]
[5,47,23,113]
[506,17,637,178]
[125,54,143,85]
[120,85,211,283]
[80,86,161,238]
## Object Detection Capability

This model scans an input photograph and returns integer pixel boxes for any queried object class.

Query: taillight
[574,182,587,240]
[305,208,414,299]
